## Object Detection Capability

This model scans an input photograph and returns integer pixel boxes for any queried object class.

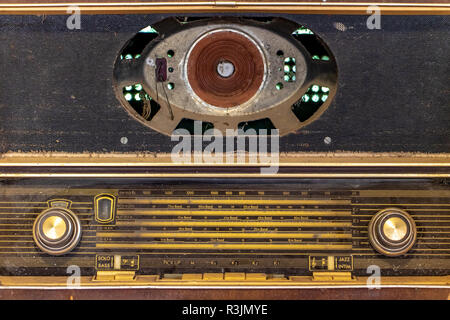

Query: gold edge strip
[117,210,352,216]
[115,220,352,227]
[117,199,351,204]
[95,243,352,250]
[0,163,449,167]
[1,2,450,7]
[96,231,353,239]
[0,173,448,178]
[1,161,450,167]
[1,152,449,166]
[0,3,449,15]
[0,275,448,287]
[1,252,449,255]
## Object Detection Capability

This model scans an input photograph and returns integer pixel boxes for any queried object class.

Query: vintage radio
[0,0,449,292]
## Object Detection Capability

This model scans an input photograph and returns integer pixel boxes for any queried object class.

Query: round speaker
[114,17,338,136]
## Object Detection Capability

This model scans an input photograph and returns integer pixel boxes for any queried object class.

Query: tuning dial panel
[33,208,82,255]
[369,208,417,257]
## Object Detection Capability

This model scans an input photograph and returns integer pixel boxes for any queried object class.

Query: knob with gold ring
[368,208,417,256]
[33,208,82,255]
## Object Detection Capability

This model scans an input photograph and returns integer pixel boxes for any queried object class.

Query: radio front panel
[0,177,448,287]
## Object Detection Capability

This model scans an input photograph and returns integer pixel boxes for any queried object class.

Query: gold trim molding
[0,2,449,15]
[0,152,449,167]
[1,274,449,288]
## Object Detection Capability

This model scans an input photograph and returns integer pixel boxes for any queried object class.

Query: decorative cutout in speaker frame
[114,17,338,136]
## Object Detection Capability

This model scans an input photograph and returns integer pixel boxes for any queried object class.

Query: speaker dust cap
[186,30,265,108]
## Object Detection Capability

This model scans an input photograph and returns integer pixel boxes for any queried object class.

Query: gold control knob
[382,216,408,242]
[33,208,81,255]
[369,208,416,256]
